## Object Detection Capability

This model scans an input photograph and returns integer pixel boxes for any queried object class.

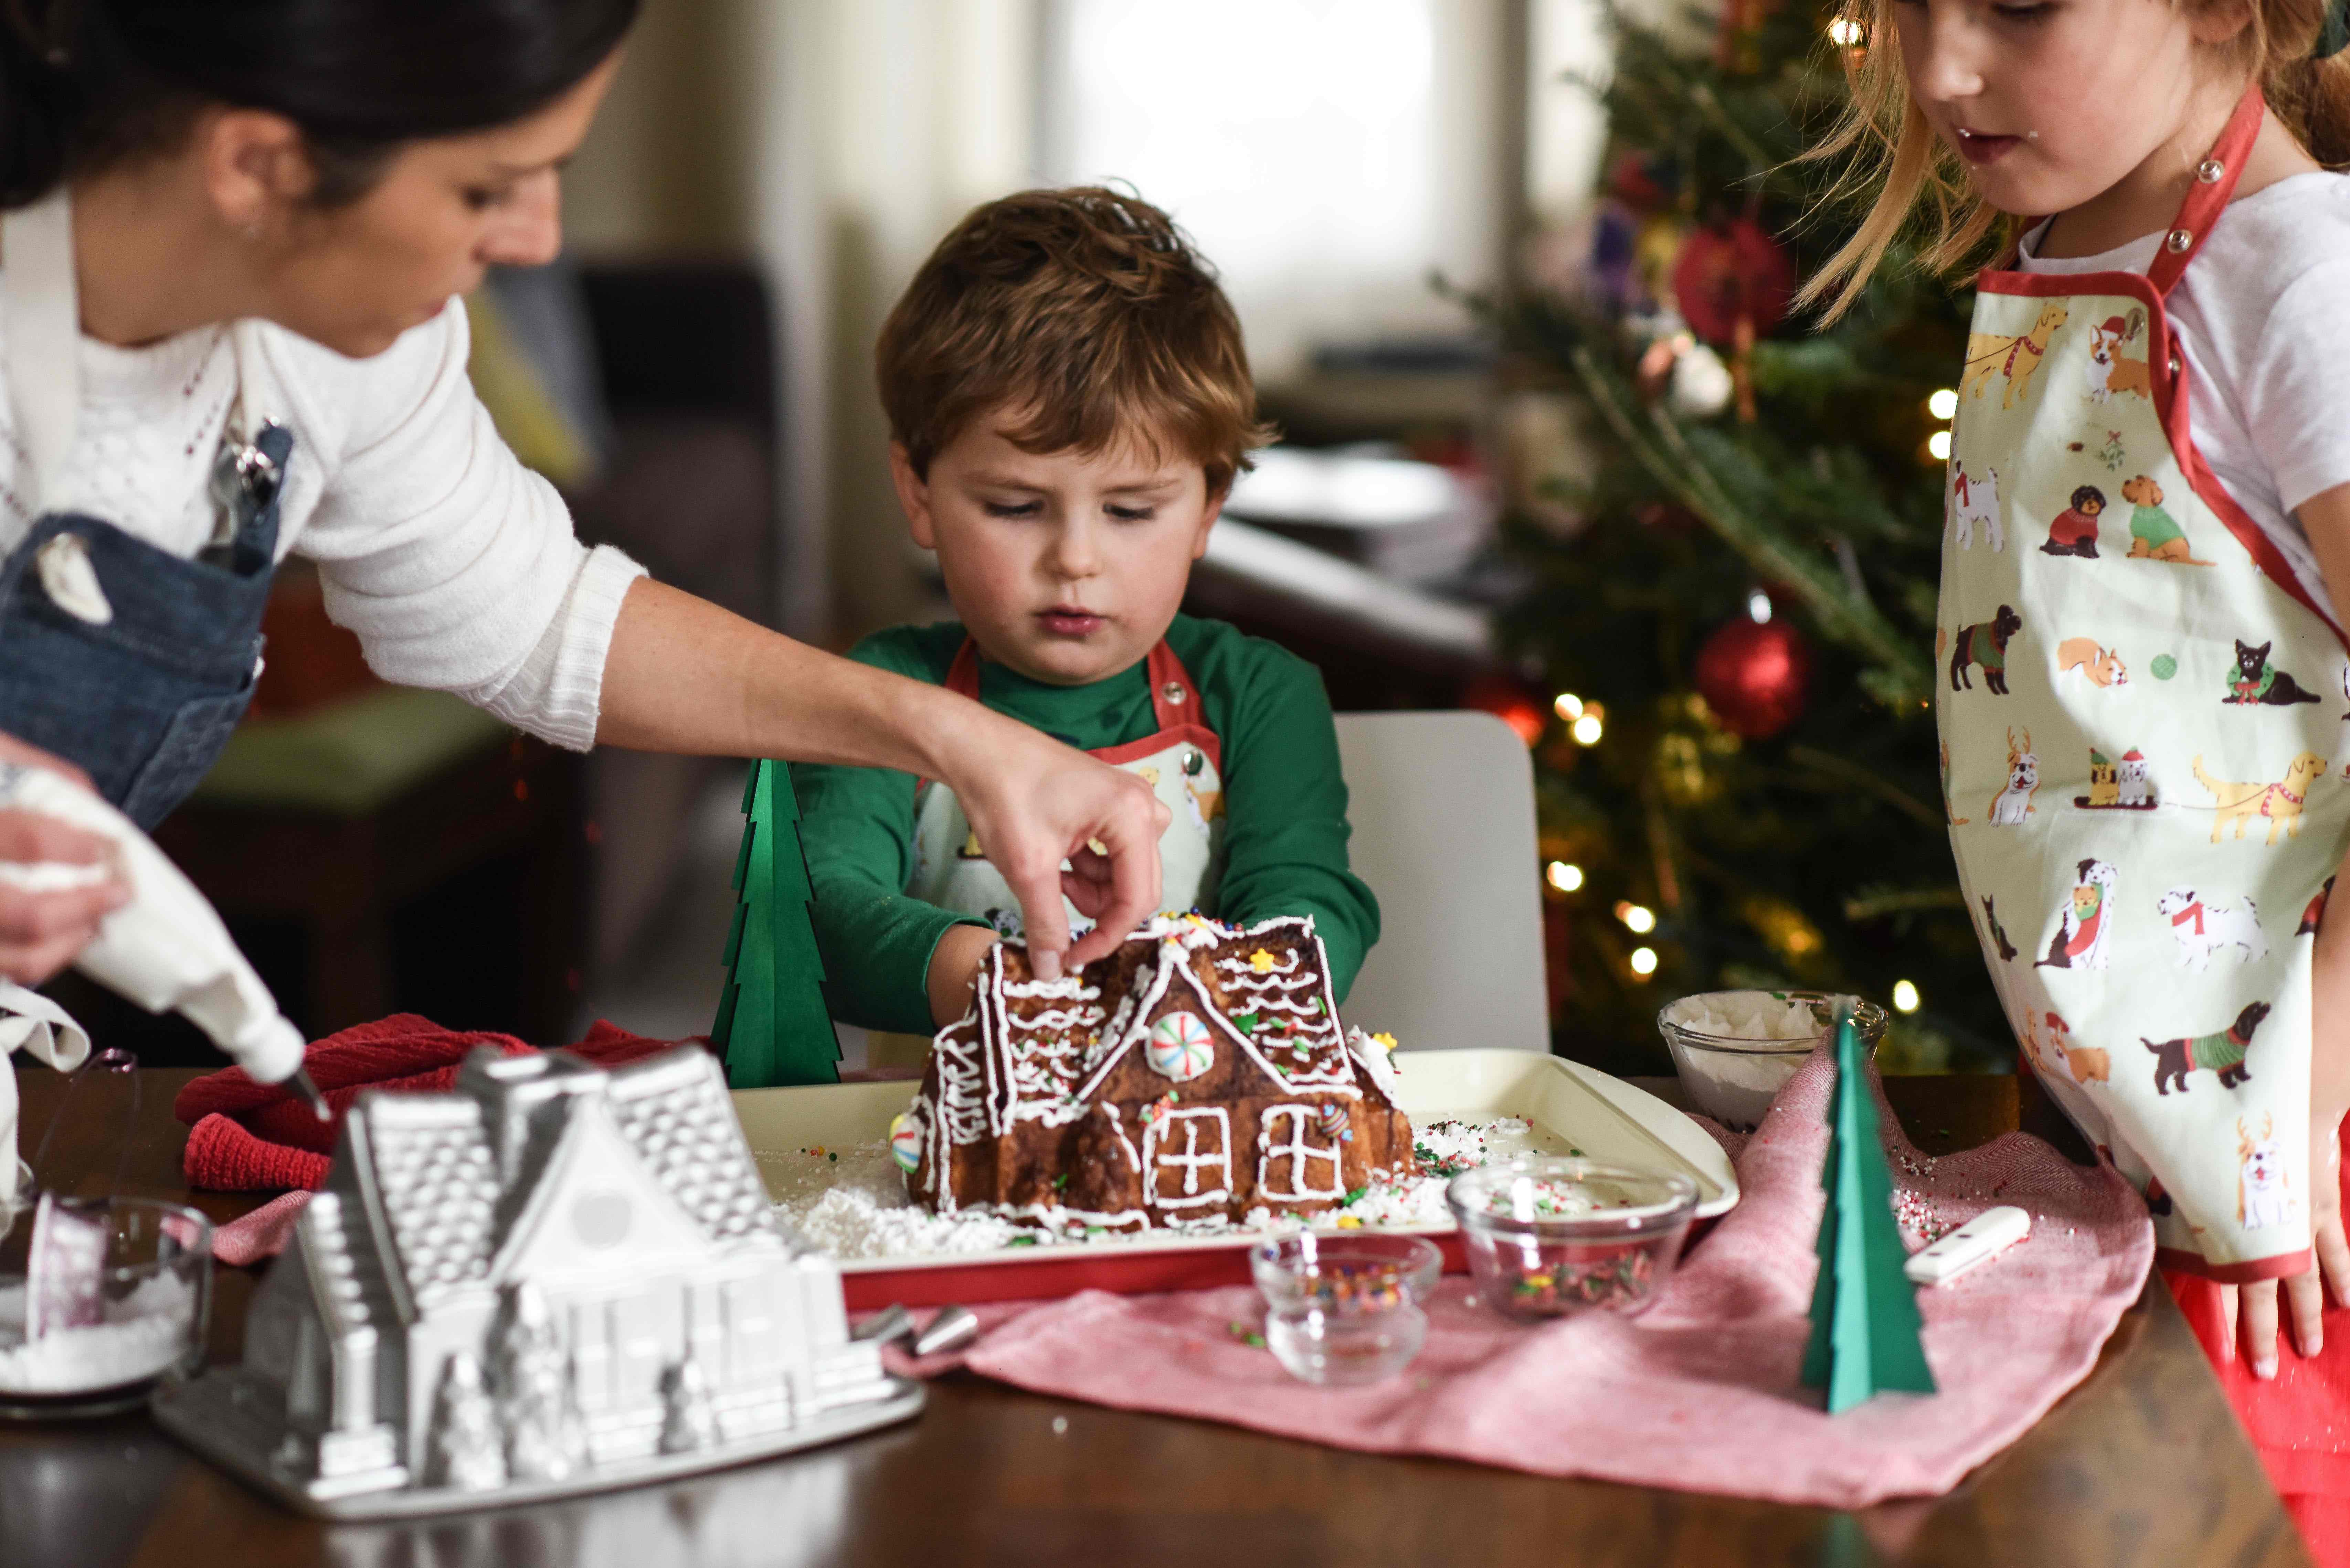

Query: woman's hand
[932,709,1169,980]
[0,734,129,986]
[594,579,1170,977]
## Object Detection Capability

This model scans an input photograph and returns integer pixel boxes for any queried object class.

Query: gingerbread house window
[1258,1104,1344,1201]
[1143,1107,1231,1208]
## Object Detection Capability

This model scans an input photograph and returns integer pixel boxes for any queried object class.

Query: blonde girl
[1807,0,2350,1539]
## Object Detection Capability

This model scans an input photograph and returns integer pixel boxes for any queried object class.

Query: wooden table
[0,1069,2311,1568]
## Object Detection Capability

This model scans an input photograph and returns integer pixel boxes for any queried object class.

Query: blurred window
[1037,0,1504,381]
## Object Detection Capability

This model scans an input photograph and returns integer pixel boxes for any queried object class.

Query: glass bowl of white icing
[1656,990,1887,1130]
[0,1195,211,1419]
[1446,1156,1696,1319]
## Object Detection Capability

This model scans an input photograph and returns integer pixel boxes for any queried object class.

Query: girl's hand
[0,733,129,986]
[2221,1111,2350,1376]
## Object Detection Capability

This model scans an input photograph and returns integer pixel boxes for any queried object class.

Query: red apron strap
[920,636,1221,788]
[2145,84,2263,297]
[1144,640,1203,729]
[943,637,983,702]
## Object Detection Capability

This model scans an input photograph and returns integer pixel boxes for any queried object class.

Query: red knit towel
[177,1013,692,1193]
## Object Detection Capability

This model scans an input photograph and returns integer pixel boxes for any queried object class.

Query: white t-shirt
[0,296,644,750]
[2018,170,2350,627]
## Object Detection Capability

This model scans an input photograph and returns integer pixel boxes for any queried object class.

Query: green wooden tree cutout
[711,759,840,1086]
[1801,1009,1936,1413]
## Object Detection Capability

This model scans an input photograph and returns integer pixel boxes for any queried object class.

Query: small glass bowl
[1446,1156,1695,1320]
[1249,1232,1442,1386]
[0,1195,212,1419]
[1657,991,1888,1130]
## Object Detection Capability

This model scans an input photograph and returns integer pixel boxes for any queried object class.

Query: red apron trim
[2156,1243,2315,1284]
[924,636,1226,788]
[2143,83,2267,296]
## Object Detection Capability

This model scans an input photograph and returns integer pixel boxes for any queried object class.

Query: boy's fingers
[2242,1280,2281,1377]
[2217,1283,2239,1361]
[2288,1267,2327,1357]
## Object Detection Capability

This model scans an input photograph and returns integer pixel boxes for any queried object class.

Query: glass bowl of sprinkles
[1249,1233,1442,1386]
[1445,1156,1696,1321]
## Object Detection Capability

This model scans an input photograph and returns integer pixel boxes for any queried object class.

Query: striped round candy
[888,1112,923,1174]
[1146,1012,1216,1081]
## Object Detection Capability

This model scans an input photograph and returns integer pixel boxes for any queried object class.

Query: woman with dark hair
[0,0,1164,994]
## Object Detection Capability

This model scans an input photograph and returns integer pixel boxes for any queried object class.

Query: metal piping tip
[286,1066,332,1123]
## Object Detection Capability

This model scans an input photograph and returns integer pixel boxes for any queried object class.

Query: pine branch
[1780,745,1943,829]
[1841,887,1967,921]
[1568,345,1934,703]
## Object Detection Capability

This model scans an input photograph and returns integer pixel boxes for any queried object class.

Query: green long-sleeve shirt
[793,615,1380,1034]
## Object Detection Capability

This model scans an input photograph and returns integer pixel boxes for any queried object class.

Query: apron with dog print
[1939,88,2350,1280]
[909,638,1226,937]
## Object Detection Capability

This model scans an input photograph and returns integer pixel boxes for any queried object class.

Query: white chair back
[1334,711,1549,1053]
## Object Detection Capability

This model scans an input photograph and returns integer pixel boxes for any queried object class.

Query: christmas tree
[1486,0,2005,1073]
[1802,1011,1935,1411]
[711,760,841,1087]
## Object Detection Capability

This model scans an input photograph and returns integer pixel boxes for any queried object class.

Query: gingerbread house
[901,915,1413,1232]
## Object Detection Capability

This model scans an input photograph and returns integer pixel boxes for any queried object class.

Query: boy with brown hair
[794,187,1380,1044]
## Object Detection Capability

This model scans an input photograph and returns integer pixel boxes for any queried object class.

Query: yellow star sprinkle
[1249,949,1276,974]
[1370,1032,1398,1052]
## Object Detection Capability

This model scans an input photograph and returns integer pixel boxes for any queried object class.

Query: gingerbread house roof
[932,916,1384,1151]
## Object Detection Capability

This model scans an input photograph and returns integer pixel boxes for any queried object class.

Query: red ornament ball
[1670,217,1796,346]
[1693,619,1812,739]
[1464,673,1548,747]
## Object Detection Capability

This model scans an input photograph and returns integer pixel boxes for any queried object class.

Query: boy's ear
[1191,478,1227,562]
[889,442,939,550]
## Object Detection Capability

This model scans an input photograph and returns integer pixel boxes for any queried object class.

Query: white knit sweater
[0,295,644,750]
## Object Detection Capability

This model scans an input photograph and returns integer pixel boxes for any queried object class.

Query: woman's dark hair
[0,0,641,207]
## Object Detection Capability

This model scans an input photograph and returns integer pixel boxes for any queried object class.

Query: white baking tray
[733,1048,1739,1308]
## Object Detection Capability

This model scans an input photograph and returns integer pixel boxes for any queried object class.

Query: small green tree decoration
[1801,1008,1935,1412]
[712,760,840,1086]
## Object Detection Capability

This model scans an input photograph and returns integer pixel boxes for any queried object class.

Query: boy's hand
[939,710,1169,981]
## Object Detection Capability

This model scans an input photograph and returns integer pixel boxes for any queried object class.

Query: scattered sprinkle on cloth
[872,1047,2152,1506]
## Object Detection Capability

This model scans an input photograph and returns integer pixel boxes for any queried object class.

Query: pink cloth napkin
[877,1049,2153,1506]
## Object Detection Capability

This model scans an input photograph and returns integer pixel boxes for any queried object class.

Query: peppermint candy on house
[1145,1012,1216,1082]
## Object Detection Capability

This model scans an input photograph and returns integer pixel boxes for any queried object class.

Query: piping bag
[0,764,329,1148]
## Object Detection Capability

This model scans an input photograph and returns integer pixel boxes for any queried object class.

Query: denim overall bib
[1939,89,2350,1280]
[0,189,292,829]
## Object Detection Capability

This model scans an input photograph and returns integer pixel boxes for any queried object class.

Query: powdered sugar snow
[769,1115,1547,1260]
